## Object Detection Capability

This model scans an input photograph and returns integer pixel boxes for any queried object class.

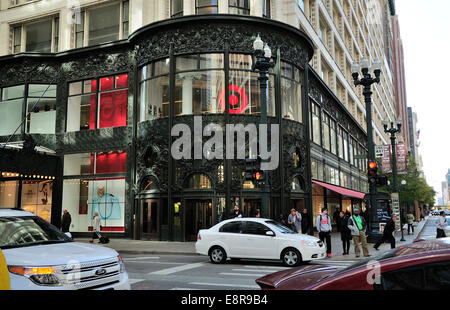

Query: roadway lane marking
[189,282,259,289]
[123,257,160,261]
[243,265,290,270]
[148,262,208,275]
[231,269,274,273]
[128,279,146,284]
[126,261,185,265]
[219,272,267,277]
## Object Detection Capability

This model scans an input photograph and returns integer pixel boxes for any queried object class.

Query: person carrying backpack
[316,208,332,258]
[347,208,370,258]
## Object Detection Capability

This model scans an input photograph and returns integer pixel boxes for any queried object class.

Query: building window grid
[74,1,129,49]
[196,0,218,14]
[171,0,184,18]
[229,0,250,15]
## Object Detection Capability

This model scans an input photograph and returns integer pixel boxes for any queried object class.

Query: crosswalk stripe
[124,257,160,261]
[148,262,207,275]
[128,279,146,284]
[219,272,266,277]
[243,265,289,270]
[189,282,259,289]
[231,269,273,273]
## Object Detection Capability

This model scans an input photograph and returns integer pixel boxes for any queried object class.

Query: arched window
[229,0,250,15]
[186,174,212,189]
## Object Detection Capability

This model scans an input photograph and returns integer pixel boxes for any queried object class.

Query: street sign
[375,145,384,158]
[391,192,401,230]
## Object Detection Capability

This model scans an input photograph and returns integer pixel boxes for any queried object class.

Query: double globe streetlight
[252,34,275,219]
[351,57,383,242]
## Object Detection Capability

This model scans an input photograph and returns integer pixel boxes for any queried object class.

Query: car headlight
[8,266,61,286]
[302,240,318,247]
[118,255,125,273]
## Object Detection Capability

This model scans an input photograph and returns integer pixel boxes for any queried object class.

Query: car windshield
[322,248,397,280]
[0,216,73,250]
[265,220,296,234]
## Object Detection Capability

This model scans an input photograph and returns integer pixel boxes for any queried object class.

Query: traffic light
[368,161,378,185]
[253,170,265,183]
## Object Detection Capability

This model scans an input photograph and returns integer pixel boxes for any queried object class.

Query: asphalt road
[123,254,353,290]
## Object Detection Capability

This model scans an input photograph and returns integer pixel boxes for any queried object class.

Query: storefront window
[21,181,53,222]
[312,183,324,227]
[67,74,128,131]
[0,85,24,136]
[175,70,225,115]
[62,178,125,232]
[281,63,302,122]
[27,84,57,134]
[0,181,19,208]
[64,151,126,176]
[186,174,212,189]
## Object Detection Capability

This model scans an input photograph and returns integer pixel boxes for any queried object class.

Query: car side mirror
[65,232,72,239]
[266,231,275,237]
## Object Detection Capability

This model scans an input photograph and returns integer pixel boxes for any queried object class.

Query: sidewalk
[75,217,429,261]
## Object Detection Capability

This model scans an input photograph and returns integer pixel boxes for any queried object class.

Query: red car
[256,237,450,290]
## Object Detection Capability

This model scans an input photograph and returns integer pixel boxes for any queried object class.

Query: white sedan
[196,218,326,267]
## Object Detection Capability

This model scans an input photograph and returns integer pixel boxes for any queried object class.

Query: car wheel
[281,248,302,267]
[209,246,227,264]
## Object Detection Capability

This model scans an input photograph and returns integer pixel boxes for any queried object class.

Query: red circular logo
[219,85,249,114]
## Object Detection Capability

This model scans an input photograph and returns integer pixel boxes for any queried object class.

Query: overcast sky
[395,0,450,200]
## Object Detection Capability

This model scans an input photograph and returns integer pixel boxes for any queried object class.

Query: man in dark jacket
[61,209,72,233]
[301,208,311,235]
[229,205,244,219]
[374,215,396,250]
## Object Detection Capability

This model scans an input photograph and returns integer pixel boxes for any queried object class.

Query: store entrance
[185,199,213,241]
[142,199,159,240]
[242,198,262,217]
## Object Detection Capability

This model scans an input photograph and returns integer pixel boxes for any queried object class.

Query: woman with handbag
[89,212,101,243]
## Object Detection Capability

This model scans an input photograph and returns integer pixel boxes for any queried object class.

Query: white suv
[0,209,130,290]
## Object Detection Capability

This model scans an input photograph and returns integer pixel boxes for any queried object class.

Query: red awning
[312,180,366,199]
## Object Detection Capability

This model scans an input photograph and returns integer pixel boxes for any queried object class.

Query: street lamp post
[383,118,404,240]
[400,179,407,241]
[253,34,275,218]
[351,57,382,242]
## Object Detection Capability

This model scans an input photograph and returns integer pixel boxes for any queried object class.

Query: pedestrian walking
[288,209,302,233]
[316,208,332,258]
[60,209,72,233]
[278,213,288,226]
[374,215,396,250]
[347,208,370,258]
[333,209,341,232]
[89,212,101,243]
[436,211,448,239]
[301,208,311,235]
[406,212,415,235]
[229,205,244,219]
[339,211,352,255]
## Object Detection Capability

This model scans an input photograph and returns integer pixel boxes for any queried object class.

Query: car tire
[281,248,302,267]
[209,246,227,264]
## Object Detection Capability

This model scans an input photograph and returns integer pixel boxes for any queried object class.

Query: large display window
[26,84,57,134]
[0,181,19,208]
[0,85,24,136]
[21,181,53,222]
[67,74,128,132]
[62,150,127,232]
